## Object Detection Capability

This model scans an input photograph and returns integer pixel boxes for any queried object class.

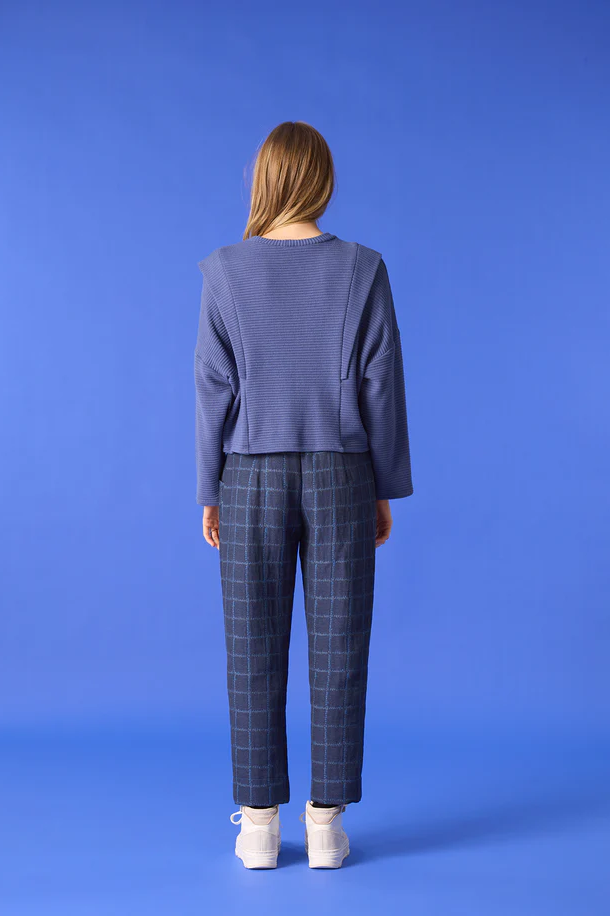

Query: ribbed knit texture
[194,233,413,504]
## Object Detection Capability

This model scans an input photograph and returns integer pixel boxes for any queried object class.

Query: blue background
[1,0,609,913]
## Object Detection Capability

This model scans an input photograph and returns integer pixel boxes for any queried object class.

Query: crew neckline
[249,232,337,247]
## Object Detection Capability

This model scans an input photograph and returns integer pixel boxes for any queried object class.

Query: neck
[261,220,322,240]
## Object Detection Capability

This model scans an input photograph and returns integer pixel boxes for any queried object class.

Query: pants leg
[219,452,301,806]
[299,451,377,805]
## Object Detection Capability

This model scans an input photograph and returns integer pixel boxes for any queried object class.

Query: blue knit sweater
[194,232,413,505]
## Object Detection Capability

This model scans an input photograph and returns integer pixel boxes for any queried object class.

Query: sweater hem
[224,444,370,455]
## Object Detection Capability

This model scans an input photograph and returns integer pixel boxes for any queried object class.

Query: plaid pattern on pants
[218,450,377,807]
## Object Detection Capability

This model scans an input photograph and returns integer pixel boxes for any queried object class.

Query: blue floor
[1,720,608,915]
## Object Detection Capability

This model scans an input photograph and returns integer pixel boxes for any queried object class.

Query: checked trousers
[218,450,377,807]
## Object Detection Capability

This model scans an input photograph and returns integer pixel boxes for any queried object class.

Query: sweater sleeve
[358,258,414,500]
[194,264,237,506]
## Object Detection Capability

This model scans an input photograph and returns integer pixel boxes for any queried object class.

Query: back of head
[243,121,335,239]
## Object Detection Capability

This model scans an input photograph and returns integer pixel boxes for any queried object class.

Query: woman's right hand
[375,499,393,547]
[203,507,220,549]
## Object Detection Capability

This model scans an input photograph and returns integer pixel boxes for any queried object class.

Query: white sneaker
[230,805,281,869]
[300,800,350,868]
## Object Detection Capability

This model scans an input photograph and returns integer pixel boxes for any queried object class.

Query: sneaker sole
[305,837,350,869]
[236,840,281,869]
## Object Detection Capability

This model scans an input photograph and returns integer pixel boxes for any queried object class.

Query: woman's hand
[203,506,220,549]
[375,499,393,547]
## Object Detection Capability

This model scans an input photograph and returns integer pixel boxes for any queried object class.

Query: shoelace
[230,807,281,827]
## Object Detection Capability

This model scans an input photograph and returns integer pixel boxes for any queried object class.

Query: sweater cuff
[376,485,414,500]
[197,493,220,507]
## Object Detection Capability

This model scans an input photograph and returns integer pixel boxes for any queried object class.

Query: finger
[203,526,215,548]
[203,521,219,548]
[211,526,220,549]
[375,529,391,547]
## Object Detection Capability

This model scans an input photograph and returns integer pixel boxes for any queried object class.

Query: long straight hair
[243,122,335,240]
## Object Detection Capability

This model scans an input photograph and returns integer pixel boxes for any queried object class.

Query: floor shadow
[277,841,306,867]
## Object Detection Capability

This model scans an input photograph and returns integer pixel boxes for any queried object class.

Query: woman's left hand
[203,507,220,549]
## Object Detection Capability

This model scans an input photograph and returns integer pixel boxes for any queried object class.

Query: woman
[194,121,413,869]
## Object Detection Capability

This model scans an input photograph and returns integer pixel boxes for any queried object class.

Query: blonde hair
[243,121,335,240]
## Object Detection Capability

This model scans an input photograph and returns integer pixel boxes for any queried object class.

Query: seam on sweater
[197,279,239,383]
[216,249,247,380]
[338,244,360,449]
[194,350,235,385]
[364,343,396,378]
[212,287,236,374]
[363,273,401,374]
[338,376,343,449]
[339,243,360,384]
[217,247,249,450]
[367,341,396,365]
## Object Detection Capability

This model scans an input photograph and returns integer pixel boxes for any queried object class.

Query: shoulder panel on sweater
[196,245,247,380]
[340,243,383,380]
